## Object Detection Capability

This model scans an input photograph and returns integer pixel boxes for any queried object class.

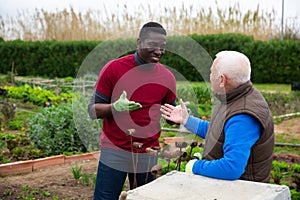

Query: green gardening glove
[113,91,142,112]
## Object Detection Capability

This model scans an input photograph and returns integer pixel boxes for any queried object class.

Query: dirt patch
[0,117,300,199]
[0,159,98,199]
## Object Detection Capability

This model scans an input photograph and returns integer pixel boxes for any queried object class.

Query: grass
[253,83,291,92]
[0,1,299,41]
[178,81,291,92]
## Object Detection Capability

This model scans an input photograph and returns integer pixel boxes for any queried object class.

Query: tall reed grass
[0,1,298,41]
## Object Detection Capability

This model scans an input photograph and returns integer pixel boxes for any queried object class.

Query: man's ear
[137,39,142,48]
[220,74,227,88]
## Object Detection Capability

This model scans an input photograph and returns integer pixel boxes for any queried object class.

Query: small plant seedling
[71,162,83,181]
[42,191,50,197]
[91,173,97,188]
[3,189,12,196]
[52,194,59,200]
[81,174,90,186]
[31,189,39,195]
[22,184,29,192]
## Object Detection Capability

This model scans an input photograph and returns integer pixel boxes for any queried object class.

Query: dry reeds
[0,1,298,41]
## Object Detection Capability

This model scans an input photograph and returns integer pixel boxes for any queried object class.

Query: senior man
[161,50,274,183]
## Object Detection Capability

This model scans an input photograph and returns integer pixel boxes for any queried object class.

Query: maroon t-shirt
[95,54,176,152]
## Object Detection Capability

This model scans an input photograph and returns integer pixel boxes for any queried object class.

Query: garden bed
[0,117,299,199]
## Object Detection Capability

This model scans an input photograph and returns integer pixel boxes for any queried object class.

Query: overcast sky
[0,0,299,28]
[0,0,299,16]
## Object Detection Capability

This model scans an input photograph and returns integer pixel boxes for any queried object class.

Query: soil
[0,117,300,200]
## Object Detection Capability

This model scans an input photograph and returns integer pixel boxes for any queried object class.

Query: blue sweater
[185,114,261,180]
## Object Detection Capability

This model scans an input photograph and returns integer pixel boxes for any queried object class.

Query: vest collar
[214,81,253,104]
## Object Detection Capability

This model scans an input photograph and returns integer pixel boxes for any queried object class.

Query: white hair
[214,51,251,84]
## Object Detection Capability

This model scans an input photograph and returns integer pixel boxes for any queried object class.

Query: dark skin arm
[89,103,115,119]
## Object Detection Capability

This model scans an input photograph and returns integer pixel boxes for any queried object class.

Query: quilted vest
[203,81,274,183]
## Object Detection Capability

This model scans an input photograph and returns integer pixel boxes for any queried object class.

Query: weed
[71,162,83,181]
[31,189,39,195]
[3,189,12,196]
[2,157,11,164]
[52,194,59,200]
[91,173,97,188]
[42,191,50,197]
[22,185,29,192]
[81,174,90,186]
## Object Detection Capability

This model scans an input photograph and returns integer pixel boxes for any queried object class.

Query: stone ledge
[0,151,100,176]
[126,171,291,200]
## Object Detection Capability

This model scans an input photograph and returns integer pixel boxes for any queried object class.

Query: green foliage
[291,189,300,200]
[81,174,90,186]
[3,189,12,196]
[292,164,300,173]
[242,40,300,83]
[185,146,203,159]
[0,40,98,78]
[272,160,289,172]
[26,102,87,156]
[262,91,300,116]
[164,132,175,137]
[0,132,28,157]
[91,173,97,188]
[4,84,72,106]
[71,162,83,181]
[22,185,29,192]
[159,141,204,175]
[42,191,50,197]
[72,94,101,152]
[0,34,299,83]
[176,82,212,118]
[7,120,23,130]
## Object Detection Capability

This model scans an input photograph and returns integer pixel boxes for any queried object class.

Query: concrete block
[126,171,291,200]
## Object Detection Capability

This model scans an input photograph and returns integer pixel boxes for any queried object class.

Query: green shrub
[272,160,289,172]
[72,95,101,152]
[291,189,300,200]
[263,91,300,116]
[4,84,73,106]
[7,120,24,130]
[27,102,87,156]
[292,164,300,173]
[0,34,299,83]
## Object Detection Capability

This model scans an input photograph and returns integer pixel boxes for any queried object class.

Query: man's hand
[160,99,189,125]
[113,91,142,112]
[185,159,197,174]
